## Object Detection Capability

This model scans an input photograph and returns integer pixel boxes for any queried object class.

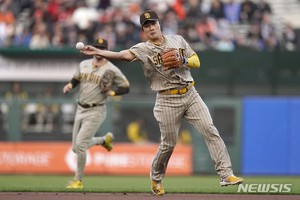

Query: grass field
[0,175,299,195]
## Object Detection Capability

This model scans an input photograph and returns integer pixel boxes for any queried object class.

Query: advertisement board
[0,142,192,175]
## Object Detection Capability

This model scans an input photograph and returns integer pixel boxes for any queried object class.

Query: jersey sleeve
[73,61,82,80]
[112,67,130,88]
[127,43,145,63]
[179,35,196,58]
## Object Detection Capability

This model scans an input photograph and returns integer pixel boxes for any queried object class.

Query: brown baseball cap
[92,38,108,49]
[140,10,160,27]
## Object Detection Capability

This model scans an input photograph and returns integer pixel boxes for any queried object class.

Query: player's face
[94,48,107,60]
[142,21,162,41]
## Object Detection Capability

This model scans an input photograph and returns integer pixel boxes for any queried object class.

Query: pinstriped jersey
[128,35,196,92]
[73,58,129,105]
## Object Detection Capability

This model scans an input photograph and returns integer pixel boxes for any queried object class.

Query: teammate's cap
[140,10,160,27]
[92,38,108,49]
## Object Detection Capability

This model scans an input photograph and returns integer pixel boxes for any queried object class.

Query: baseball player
[80,10,243,195]
[63,38,130,189]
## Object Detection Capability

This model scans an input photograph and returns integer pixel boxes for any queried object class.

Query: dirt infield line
[0,192,299,200]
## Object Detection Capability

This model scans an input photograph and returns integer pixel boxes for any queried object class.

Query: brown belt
[161,81,195,95]
[78,102,102,108]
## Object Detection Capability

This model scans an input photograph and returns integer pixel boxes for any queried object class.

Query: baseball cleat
[151,180,164,196]
[66,179,83,189]
[103,132,114,151]
[220,175,244,187]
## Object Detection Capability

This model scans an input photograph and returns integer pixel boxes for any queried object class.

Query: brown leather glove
[100,69,115,93]
[160,48,184,70]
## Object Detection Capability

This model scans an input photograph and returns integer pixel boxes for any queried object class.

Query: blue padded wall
[242,97,300,175]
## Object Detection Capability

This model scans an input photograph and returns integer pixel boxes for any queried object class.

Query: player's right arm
[81,45,134,62]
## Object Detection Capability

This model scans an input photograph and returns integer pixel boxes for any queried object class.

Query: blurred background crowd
[0,0,300,51]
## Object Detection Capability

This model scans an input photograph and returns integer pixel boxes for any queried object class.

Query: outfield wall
[0,142,192,175]
[1,97,299,175]
[242,97,300,175]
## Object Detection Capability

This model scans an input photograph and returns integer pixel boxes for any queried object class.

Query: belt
[78,102,102,108]
[161,81,195,95]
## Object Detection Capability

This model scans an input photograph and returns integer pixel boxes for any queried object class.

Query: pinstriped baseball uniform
[128,35,233,182]
[72,58,129,181]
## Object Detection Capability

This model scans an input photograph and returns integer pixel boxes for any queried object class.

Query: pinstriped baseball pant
[151,87,233,182]
[72,104,106,181]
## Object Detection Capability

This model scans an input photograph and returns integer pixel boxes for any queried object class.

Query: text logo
[237,184,292,193]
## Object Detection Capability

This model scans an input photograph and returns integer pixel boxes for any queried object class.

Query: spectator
[195,16,217,46]
[209,0,225,19]
[215,36,235,51]
[115,22,127,49]
[264,32,279,51]
[29,22,50,49]
[223,0,240,24]
[247,23,264,50]
[64,25,77,47]
[233,32,247,49]
[125,22,140,48]
[0,3,15,47]
[95,23,116,50]
[260,13,276,43]
[199,0,211,15]
[97,0,111,10]
[283,22,297,51]
[240,0,257,23]
[51,23,65,47]
[57,1,76,26]
[172,0,186,21]
[5,82,28,100]
[14,27,32,46]
[185,0,203,27]
[162,9,179,36]
[71,1,99,33]
[47,0,62,23]
[257,0,271,14]
[215,19,231,40]
[128,3,141,27]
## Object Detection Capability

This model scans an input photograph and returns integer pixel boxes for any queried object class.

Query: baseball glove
[100,69,115,93]
[160,48,184,71]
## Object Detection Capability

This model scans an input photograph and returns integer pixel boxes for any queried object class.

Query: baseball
[76,42,84,50]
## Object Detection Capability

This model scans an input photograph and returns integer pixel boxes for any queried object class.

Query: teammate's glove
[160,48,187,71]
[100,69,115,93]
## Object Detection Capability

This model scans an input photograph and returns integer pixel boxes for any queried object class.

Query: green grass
[0,175,299,194]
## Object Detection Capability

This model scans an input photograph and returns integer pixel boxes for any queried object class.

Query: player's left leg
[73,106,106,183]
[183,87,243,186]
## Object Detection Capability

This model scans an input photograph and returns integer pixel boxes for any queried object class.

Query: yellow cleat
[220,175,244,187]
[66,179,83,189]
[151,180,164,196]
[103,132,114,151]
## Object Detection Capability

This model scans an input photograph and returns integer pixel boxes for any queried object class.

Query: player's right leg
[150,94,184,195]
[67,110,83,189]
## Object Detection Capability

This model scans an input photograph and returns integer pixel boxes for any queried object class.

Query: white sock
[87,137,105,148]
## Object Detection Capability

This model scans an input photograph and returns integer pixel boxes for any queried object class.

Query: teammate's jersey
[128,35,196,91]
[73,58,129,105]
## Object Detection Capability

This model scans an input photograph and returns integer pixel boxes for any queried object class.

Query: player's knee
[75,143,87,153]
[160,141,176,152]
[203,124,220,140]
[72,147,77,153]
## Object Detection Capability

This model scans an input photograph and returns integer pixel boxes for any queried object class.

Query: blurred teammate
[80,11,243,195]
[63,38,130,189]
